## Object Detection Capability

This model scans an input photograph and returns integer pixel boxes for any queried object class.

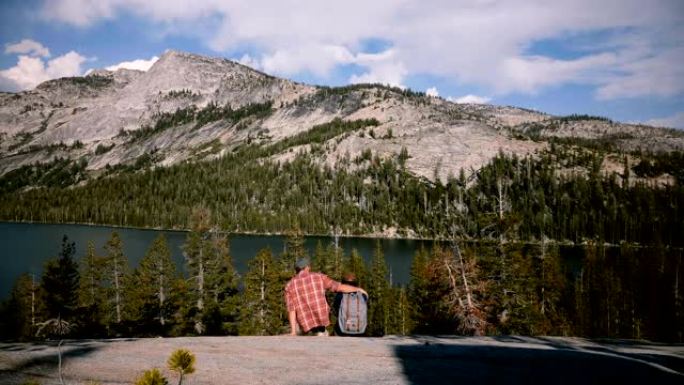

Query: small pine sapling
[135,368,169,385]
[167,349,196,385]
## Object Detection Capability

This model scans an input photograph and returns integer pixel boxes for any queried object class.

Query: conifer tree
[384,286,413,335]
[3,273,41,340]
[239,248,284,335]
[77,241,106,334]
[131,234,177,333]
[534,242,566,334]
[281,229,306,273]
[182,207,212,334]
[103,231,129,326]
[330,230,344,280]
[41,235,80,321]
[344,248,368,289]
[312,240,344,279]
[203,232,240,334]
[408,246,432,332]
[181,208,240,335]
[79,241,104,309]
[169,275,192,337]
[312,240,332,275]
[367,241,390,336]
[395,286,412,335]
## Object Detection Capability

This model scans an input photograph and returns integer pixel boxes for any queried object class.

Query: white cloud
[105,56,159,71]
[348,63,406,88]
[236,45,356,78]
[40,0,120,27]
[448,95,492,104]
[347,48,407,87]
[259,44,354,77]
[596,47,684,100]
[46,51,87,76]
[496,53,617,95]
[238,54,261,69]
[42,0,222,27]
[239,44,408,87]
[0,56,44,91]
[0,51,87,91]
[40,0,684,99]
[646,112,684,129]
[426,87,439,97]
[5,39,51,57]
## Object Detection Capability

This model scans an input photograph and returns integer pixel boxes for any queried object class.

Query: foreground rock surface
[1,336,683,385]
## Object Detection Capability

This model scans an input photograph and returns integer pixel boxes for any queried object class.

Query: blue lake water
[0,222,432,299]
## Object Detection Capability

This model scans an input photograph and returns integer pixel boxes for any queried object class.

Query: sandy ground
[1,335,683,385]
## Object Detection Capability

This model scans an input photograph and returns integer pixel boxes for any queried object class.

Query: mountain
[1,50,683,242]
[2,49,682,182]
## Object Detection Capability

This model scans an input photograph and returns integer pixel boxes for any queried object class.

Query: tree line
[120,100,274,142]
[1,140,683,247]
[2,208,681,342]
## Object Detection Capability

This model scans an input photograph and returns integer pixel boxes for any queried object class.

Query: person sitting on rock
[285,257,367,336]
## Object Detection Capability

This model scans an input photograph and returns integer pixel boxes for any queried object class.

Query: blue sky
[1,0,683,128]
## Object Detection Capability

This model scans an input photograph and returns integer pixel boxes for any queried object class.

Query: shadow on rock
[0,340,101,374]
[394,338,683,385]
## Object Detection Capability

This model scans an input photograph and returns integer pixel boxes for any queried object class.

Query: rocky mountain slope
[1,49,682,182]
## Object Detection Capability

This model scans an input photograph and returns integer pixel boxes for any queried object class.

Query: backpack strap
[345,294,350,331]
[355,292,360,333]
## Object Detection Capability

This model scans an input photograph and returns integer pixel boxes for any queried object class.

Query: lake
[0,222,432,300]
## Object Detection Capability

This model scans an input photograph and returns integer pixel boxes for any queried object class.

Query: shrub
[135,368,168,385]
[167,349,196,385]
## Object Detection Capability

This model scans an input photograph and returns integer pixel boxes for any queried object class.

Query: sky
[0,0,683,128]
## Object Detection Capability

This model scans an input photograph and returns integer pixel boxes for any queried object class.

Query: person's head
[294,257,310,273]
[342,272,357,286]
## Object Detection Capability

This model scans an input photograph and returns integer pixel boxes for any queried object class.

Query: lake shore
[5,220,674,249]
[1,335,682,385]
[0,219,433,241]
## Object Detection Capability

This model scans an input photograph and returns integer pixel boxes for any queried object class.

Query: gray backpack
[337,292,368,335]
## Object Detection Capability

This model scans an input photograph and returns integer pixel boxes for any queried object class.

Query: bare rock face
[0,50,681,180]
[1,336,682,385]
[120,50,308,112]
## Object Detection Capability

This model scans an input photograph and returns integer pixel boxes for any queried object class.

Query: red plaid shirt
[285,270,340,333]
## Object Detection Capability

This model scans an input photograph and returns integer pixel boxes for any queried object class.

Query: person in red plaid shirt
[285,257,367,336]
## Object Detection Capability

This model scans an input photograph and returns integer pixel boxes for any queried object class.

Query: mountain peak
[152,49,203,68]
[145,49,249,80]
[1,49,681,187]
[158,49,203,61]
[154,49,239,67]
